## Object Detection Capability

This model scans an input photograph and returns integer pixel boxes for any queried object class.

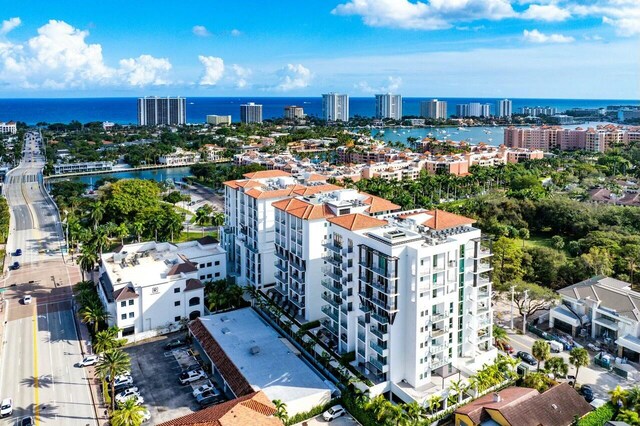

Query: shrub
[284,398,339,426]
[341,390,378,426]
[576,403,615,426]
[299,320,321,331]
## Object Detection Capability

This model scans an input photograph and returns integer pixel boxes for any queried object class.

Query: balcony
[322,266,343,281]
[321,305,339,322]
[363,278,398,296]
[291,284,306,296]
[275,261,287,273]
[477,304,490,314]
[431,312,446,323]
[290,257,305,272]
[275,251,288,262]
[289,297,305,309]
[359,261,389,277]
[290,273,305,286]
[323,253,342,267]
[476,276,491,287]
[321,292,342,308]
[370,326,388,340]
[369,340,388,356]
[474,262,493,274]
[274,271,287,284]
[358,330,366,342]
[431,357,450,370]
[430,345,445,354]
[371,311,389,325]
[274,283,287,296]
[322,319,339,337]
[357,316,366,327]
[341,246,354,256]
[474,247,493,260]
[368,356,388,373]
[321,278,342,295]
[370,296,397,313]
[431,327,447,338]
[322,240,342,254]
[432,279,445,289]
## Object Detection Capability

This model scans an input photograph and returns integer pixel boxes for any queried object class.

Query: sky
[0,0,638,99]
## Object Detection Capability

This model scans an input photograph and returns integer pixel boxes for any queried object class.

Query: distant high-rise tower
[375,94,402,120]
[137,96,186,126]
[240,102,263,124]
[284,105,305,120]
[496,99,513,117]
[322,93,349,122]
[420,99,448,119]
[456,104,470,117]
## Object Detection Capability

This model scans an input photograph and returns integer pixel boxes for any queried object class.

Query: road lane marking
[33,307,40,426]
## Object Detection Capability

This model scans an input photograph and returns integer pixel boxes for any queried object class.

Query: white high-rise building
[420,99,448,120]
[240,102,263,124]
[496,99,512,118]
[137,96,186,126]
[375,94,402,120]
[284,105,305,120]
[322,93,349,122]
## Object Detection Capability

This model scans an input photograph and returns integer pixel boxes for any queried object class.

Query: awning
[594,316,619,331]
[550,306,580,327]
[616,335,640,353]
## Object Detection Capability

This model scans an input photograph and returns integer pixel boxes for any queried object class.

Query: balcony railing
[341,247,354,256]
[323,253,342,267]
[431,357,450,370]
[474,248,493,259]
[322,266,343,281]
[274,283,287,296]
[368,356,388,373]
[322,240,342,253]
[371,312,389,325]
[275,251,288,262]
[322,320,339,337]
[359,261,390,277]
[474,262,493,274]
[290,284,306,296]
[321,292,342,308]
[274,261,287,273]
[370,296,397,313]
[370,326,388,340]
[358,330,366,342]
[321,305,339,322]
[321,278,342,295]
[369,340,388,356]
[362,278,398,296]
[289,297,305,309]
[431,328,447,338]
[290,273,305,286]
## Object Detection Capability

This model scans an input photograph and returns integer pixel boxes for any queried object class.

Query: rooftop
[558,275,640,321]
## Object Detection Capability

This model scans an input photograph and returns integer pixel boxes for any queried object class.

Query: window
[207,274,212,279]
[189,310,201,320]
[215,261,220,266]
[174,316,181,322]
[214,272,220,278]
[122,326,135,337]
[200,275,205,280]
[174,301,181,306]
[128,312,134,318]
[121,314,126,320]
[174,288,180,293]
[207,262,212,267]
[189,297,200,307]
[128,299,134,306]
[120,301,126,307]
[199,263,205,269]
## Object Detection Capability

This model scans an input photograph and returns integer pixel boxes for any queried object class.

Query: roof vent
[250,346,260,355]
[220,316,229,322]
[221,327,231,334]
[492,393,501,403]
[551,404,558,410]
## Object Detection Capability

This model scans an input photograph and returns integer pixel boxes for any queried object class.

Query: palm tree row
[205,279,245,312]
[609,385,640,424]
[76,281,110,334]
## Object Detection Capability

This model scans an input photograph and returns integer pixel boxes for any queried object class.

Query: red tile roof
[272,198,335,220]
[424,209,475,230]
[455,387,538,424]
[360,193,401,213]
[167,261,198,276]
[242,170,291,179]
[156,391,280,426]
[185,278,204,292]
[113,286,138,301]
[327,213,387,231]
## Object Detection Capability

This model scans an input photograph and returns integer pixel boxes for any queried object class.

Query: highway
[0,131,96,425]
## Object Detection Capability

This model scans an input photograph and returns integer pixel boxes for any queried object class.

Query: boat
[458,127,470,132]
[483,130,492,134]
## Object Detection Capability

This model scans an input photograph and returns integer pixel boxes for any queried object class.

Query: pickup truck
[179,369,207,385]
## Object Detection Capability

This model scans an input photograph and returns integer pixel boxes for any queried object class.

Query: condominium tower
[240,102,263,124]
[137,96,186,126]
[420,99,448,120]
[322,93,349,122]
[375,94,403,120]
[495,99,513,118]
[284,105,305,120]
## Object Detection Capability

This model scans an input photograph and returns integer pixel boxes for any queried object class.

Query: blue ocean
[0,97,637,125]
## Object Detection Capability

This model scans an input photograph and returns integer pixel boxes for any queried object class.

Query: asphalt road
[0,131,96,426]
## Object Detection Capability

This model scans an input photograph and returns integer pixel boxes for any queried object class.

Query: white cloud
[230,29,242,37]
[602,16,639,36]
[1,17,21,35]
[521,4,571,21]
[119,55,172,86]
[355,76,403,94]
[274,63,312,91]
[198,55,224,85]
[332,0,516,30]
[192,25,211,37]
[571,0,640,36]
[523,29,574,43]
[231,64,251,88]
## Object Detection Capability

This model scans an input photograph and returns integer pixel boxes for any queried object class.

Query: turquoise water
[56,166,194,186]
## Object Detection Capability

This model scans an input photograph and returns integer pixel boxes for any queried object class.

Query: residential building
[322,93,349,122]
[200,144,226,162]
[102,121,115,131]
[504,124,634,152]
[550,275,640,362]
[456,104,469,118]
[421,99,448,120]
[375,94,402,120]
[206,115,232,126]
[454,384,592,426]
[158,148,201,166]
[53,161,114,175]
[455,103,490,118]
[97,238,226,341]
[284,105,305,120]
[496,99,512,118]
[157,391,280,426]
[519,106,557,117]
[408,118,426,126]
[553,114,575,125]
[619,108,640,122]
[240,102,263,124]
[0,121,17,134]
[188,309,333,415]
[137,96,186,126]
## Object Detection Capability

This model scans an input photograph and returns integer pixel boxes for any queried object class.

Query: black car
[11,261,20,270]
[579,385,595,402]
[164,339,187,350]
[516,351,537,366]
[19,417,34,426]
[197,390,224,407]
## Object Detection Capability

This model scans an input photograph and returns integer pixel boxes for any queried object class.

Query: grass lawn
[521,235,556,249]
[174,230,219,243]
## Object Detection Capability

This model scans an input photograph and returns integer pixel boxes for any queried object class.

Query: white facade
[284,106,305,120]
[375,94,402,120]
[0,121,17,134]
[97,238,226,341]
[240,102,263,124]
[158,148,201,166]
[420,99,448,120]
[206,115,232,126]
[53,161,114,175]
[200,144,226,162]
[496,99,512,118]
[322,93,349,122]
[137,96,186,126]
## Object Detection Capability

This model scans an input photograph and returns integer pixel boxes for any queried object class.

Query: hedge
[284,398,339,425]
[576,403,615,426]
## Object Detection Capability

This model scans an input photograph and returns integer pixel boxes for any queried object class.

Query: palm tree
[531,340,551,372]
[492,324,509,344]
[131,222,144,243]
[211,211,225,227]
[77,247,98,281]
[93,326,125,354]
[569,347,590,388]
[94,226,110,257]
[79,303,110,334]
[116,223,129,245]
[544,356,568,378]
[195,205,213,235]
[403,401,427,425]
[609,385,628,409]
[96,349,131,411]
[272,399,288,422]
[427,394,442,414]
[111,397,146,426]
[449,379,465,405]
[90,201,105,230]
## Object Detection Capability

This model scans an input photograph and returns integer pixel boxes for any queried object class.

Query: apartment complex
[53,161,114,175]
[495,99,512,118]
[240,102,263,124]
[0,121,17,134]
[375,94,402,120]
[322,93,349,122]
[421,99,448,120]
[137,96,186,126]
[519,106,557,116]
[504,125,640,152]
[158,147,201,166]
[284,105,305,120]
[456,103,490,118]
[97,238,226,341]
[206,115,232,126]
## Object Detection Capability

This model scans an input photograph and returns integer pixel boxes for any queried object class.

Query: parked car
[117,394,144,406]
[323,405,346,421]
[192,383,216,398]
[11,262,20,270]
[79,355,99,367]
[179,369,207,385]
[566,375,576,386]
[141,407,151,423]
[113,375,134,388]
[164,339,187,350]
[0,398,13,417]
[23,295,32,305]
[18,416,34,426]
[549,341,564,353]
[14,249,22,256]
[516,351,537,366]
[115,387,140,403]
[196,390,224,407]
[579,385,595,402]
[495,340,514,354]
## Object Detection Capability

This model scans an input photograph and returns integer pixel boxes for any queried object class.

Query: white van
[549,341,564,353]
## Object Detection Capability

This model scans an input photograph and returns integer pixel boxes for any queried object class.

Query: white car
[179,369,207,385]
[117,394,144,406]
[113,375,134,387]
[192,383,215,398]
[0,398,12,417]
[79,355,99,367]
[141,407,151,423]
[23,295,32,305]
[115,387,140,403]
[322,405,346,421]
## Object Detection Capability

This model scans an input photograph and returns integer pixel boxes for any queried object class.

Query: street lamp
[510,285,515,330]
[521,289,529,335]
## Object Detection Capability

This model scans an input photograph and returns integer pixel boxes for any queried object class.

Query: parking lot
[123,334,227,425]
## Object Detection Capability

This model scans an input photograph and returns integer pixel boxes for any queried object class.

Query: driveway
[294,413,361,426]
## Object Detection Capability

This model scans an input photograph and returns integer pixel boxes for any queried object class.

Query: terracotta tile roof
[167,261,198,276]
[423,209,475,230]
[360,193,401,213]
[306,173,328,182]
[113,286,139,301]
[291,183,341,196]
[222,180,240,189]
[188,319,254,397]
[328,213,387,231]
[185,278,204,292]
[197,236,220,246]
[242,170,291,179]
[455,386,538,424]
[156,390,280,426]
[245,187,296,200]
[272,198,335,220]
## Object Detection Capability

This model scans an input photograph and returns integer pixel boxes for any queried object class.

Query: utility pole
[522,289,529,335]
[510,285,515,330]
